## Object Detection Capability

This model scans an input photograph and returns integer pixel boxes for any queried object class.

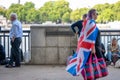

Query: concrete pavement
[0,65,120,80]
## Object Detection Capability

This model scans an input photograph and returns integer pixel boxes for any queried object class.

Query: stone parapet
[30,24,77,64]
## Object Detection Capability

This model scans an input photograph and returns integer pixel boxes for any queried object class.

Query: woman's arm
[91,45,96,54]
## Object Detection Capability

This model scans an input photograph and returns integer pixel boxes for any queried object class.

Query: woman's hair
[112,37,117,46]
[88,9,96,19]
[112,37,117,41]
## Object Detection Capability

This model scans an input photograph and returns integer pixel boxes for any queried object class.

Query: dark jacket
[71,20,83,35]
[101,43,106,55]
[95,29,103,58]
[0,44,5,61]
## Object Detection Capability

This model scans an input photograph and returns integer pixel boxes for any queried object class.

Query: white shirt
[9,19,23,38]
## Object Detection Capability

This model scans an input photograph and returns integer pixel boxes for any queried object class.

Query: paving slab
[0,65,120,80]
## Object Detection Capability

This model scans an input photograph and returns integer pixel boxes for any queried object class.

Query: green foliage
[0,1,119,23]
[70,8,88,22]
[26,8,38,22]
[38,1,54,22]
[0,7,6,16]
[62,12,70,22]
[70,9,81,21]
[97,9,114,22]
[79,8,89,16]
[94,1,120,23]
[6,3,23,19]
[39,0,71,22]
[24,2,35,10]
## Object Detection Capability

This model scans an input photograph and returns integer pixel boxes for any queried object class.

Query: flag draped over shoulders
[66,19,98,76]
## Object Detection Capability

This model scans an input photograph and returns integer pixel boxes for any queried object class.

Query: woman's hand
[91,46,96,54]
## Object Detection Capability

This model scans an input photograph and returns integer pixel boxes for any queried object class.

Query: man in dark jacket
[0,44,5,65]
[71,14,87,36]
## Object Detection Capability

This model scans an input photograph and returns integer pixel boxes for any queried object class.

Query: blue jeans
[106,51,112,61]
[106,51,120,61]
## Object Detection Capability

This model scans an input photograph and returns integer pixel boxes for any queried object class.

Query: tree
[49,11,60,22]
[0,7,6,16]
[6,2,36,22]
[54,0,72,19]
[18,6,27,22]
[70,8,88,22]
[79,8,89,17]
[62,12,70,22]
[24,2,35,10]
[112,1,120,20]
[70,9,81,21]
[93,1,120,23]
[26,8,40,23]
[5,3,23,20]
[39,1,54,22]
[3,0,120,23]
[93,3,110,15]
[39,0,71,22]
[97,9,114,23]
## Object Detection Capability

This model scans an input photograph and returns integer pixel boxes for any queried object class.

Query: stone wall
[30,24,77,64]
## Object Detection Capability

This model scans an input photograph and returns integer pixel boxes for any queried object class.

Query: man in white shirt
[6,13,23,68]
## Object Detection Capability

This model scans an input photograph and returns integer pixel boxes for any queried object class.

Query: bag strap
[87,53,93,63]
[92,53,99,63]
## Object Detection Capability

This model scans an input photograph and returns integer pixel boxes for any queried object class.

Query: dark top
[95,29,103,58]
[0,44,5,60]
[71,20,83,35]
[101,43,106,54]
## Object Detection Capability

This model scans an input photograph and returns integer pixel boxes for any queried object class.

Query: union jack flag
[66,19,98,76]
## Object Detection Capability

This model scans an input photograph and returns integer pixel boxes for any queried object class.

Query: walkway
[0,65,120,80]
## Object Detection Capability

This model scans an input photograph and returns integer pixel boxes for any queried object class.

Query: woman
[66,9,107,79]
[82,9,105,80]
[107,38,120,65]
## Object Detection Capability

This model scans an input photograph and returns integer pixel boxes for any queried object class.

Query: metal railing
[101,30,120,51]
[0,29,120,58]
[0,30,30,57]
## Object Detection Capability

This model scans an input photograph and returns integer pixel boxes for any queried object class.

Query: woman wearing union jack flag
[66,9,108,80]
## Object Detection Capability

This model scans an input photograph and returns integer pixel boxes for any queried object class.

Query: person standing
[6,13,23,68]
[71,14,87,37]
[66,9,108,80]
[83,9,106,80]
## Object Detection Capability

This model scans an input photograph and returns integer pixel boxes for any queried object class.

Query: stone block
[46,28,58,32]
[30,48,46,64]
[46,37,58,47]
[70,36,77,47]
[45,48,58,64]
[31,28,46,47]
[58,36,70,47]
[58,27,70,31]
[59,48,70,64]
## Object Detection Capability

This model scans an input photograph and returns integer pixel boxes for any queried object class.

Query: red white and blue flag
[66,19,98,76]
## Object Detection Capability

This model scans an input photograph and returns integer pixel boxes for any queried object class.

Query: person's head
[10,13,17,21]
[112,38,117,46]
[88,9,98,20]
[82,14,87,21]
